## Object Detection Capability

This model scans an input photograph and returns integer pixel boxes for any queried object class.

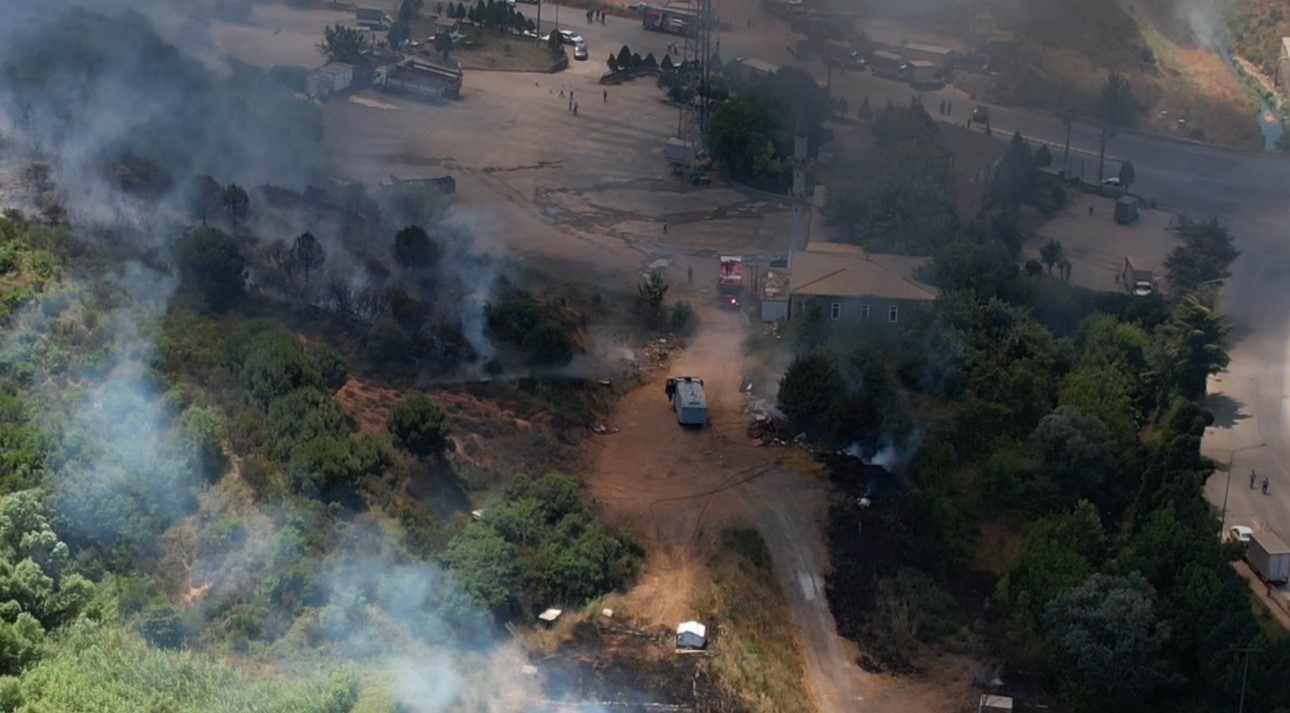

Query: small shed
[676,621,707,650]
[538,608,563,625]
[978,694,1013,713]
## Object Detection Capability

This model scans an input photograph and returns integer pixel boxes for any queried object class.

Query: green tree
[393,225,442,270]
[179,406,228,483]
[441,524,519,617]
[266,388,352,461]
[292,231,325,282]
[388,394,452,458]
[992,131,1037,209]
[1164,217,1240,293]
[777,353,844,436]
[1043,573,1172,708]
[434,30,453,59]
[522,320,575,365]
[1118,160,1136,191]
[190,175,223,226]
[1100,70,1138,128]
[1153,294,1230,400]
[635,270,669,326]
[1039,239,1064,274]
[996,501,1105,642]
[220,183,249,234]
[319,24,371,64]
[175,227,245,309]
[871,98,939,145]
[398,0,423,22]
[1057,366,1137,447]
[617,45,633,71]
[1030,405,1118,502]
[704,95,778,182]
[139,604,186,650]
[1035,143,1052,169]
[547,28,562,57]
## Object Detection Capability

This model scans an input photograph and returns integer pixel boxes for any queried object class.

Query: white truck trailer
[1248,530,1290,584]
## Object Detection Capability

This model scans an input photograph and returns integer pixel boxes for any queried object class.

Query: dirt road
[589,301,870,712]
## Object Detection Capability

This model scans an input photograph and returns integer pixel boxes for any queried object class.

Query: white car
[574,42,588,60]
[1230,525,1254,543]
[1101,176,1122,186]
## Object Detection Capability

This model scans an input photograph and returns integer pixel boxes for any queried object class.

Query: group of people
[1251,470,1271,495]
[586,9,607,23]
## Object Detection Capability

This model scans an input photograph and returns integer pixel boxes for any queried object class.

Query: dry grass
[695,525,813,713]
[988,0,1263,148]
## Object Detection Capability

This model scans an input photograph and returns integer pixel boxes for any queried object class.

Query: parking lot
[1031,192,1179,294]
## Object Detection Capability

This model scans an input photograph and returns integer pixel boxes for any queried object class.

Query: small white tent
[676,621,707,650]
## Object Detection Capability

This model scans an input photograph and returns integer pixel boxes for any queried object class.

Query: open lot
[1031,194,1178,293]
[320,72,791,279]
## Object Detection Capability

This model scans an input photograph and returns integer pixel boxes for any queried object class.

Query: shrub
[139,604,186,650]
[175,227,244,310]
[522,320,574,366]
[388,395,452,458]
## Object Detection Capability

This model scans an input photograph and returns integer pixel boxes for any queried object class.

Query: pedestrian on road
[573,102,579,115]
[947,101,952,114]
[603,89,608,102]
[663,222,669,234]
[560,88,565,98]
[1088,204,1094,216]
[687,266,693,284]
[1263,476,1270,494]
[1252,470,1258,488]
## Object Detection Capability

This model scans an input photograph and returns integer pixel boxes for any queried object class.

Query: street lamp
[1219,441,1267,533]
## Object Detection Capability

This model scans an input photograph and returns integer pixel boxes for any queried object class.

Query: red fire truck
[718,256,743,309]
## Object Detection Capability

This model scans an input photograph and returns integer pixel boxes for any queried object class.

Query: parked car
[1101,176,1122,186]
[542,30,584,45]
[574,42,588,60]
[1231,525,1254,543]
[972,104,989,123]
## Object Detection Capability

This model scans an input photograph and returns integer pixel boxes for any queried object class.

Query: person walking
[1263,476,1270,495]
[687,266,693,285]
[1252,470,1258,488]
[573,101,578,115]
[603,89,608,102]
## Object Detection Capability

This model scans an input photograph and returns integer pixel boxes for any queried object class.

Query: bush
[388,395,452,458]
[669,301,695,335]
[139,604,186,650]
[777,353,844,436]
[175,227,244,310]
[265,388,351,461]
[522,320,575,366]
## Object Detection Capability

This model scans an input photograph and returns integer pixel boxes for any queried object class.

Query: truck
[1247,531,1290,584]
[1114,194,1140,224]
[641,4,699,35]
[356,7,393,30]
[717,256,743,308]
[664,376,708,427]
[1119,255,1153,296]
[664,138,712,184]
[869,50,906,80]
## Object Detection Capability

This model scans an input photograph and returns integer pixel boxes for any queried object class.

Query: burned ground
[534,621,750,713]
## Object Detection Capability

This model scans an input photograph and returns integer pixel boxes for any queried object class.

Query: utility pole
[1219,442,1267,533]
[1236,646,1260,713]
[1062,110,1073,176]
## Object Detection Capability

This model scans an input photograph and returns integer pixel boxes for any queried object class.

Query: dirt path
[588,300,871,712]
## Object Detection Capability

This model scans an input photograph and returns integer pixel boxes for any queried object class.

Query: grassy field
[697,526,813,713]
[985,0,1263,148]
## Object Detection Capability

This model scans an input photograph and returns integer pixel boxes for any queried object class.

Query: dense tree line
[791,202,1263,709]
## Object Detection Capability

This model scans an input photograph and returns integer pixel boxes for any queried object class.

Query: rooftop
[907,60,936,68]
[790,243,936,301]
[902,41,954,55]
